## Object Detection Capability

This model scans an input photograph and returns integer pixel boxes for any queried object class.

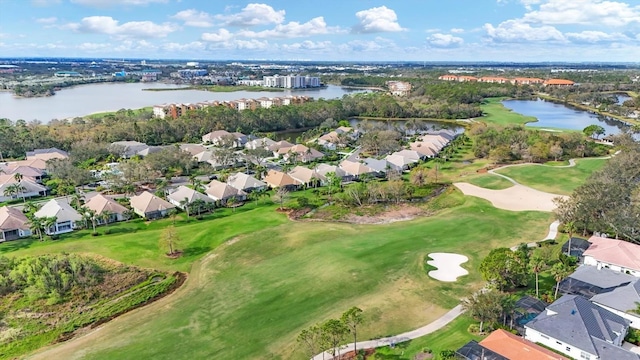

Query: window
[566,346,571,352]
[580,352,591,360]
[541,334,549,340]
[556,341,563,345]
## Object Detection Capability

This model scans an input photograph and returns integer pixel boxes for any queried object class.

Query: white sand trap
[453,182,567,212]
[427,253,469,282]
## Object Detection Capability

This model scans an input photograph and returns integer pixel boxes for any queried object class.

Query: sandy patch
[427,253,469,282]
[453,182,567,212]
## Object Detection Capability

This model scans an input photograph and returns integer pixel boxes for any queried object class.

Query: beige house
[288,166,325,186]
[34,199,82,235]
[0,206,31,242]
[26,148,68,161]
[166,186,214,209]
[130,191,176,220]
[206,180,247,203]
[84,194,129,224]
[263,170,301,189]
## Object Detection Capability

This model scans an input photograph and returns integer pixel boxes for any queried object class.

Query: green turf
[479,98,538,126]
[372,315,483,359]
[16,193,552,360]
[464,174,514,190]
[494,158,607,195]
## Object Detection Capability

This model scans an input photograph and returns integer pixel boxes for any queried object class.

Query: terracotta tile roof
[584,236,640,271]
[0,206,29,231]
[480,329,568,360]
[544,79,575,85]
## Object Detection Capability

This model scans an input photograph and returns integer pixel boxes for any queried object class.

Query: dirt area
[453,182,567,212]
[344,205,425,224]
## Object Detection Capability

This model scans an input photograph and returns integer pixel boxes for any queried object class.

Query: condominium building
[263,75,321,88]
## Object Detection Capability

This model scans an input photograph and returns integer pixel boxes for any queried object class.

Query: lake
[0,83,367,123]
[502,99,630,135]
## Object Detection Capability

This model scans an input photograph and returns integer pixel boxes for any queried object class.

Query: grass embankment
[479,98,538,126]
[465,175,514,190]
[0,203,287,273]
[495,158,607,195]
[84,107,153,119]
[19,191,552,360]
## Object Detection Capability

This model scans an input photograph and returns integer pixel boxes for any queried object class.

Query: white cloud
[161,41,206,52]
[201,29,233,42]
[70,0,168,6]
[427,33,464,48]
[566,30,630,43]
[216,3,285,27]
[450,28,465,34]
[281,40,332,51]
[36,17,58,24]
[522,0,640,26]
[352,6,405,33]
[236,17,341,39]
[484,19,565,42]
[65,16,178,38]
[171,9,213,28]
[341,37,396,52]
[77,42,111,51]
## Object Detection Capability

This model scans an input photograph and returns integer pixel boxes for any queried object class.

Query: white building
[582,236,640,277]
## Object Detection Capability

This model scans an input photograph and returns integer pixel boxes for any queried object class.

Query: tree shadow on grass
[182,246,212,258]
[0,238,35,254]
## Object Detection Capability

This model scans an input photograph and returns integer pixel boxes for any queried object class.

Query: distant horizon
[1,57,639,66]
[1,1,639,62]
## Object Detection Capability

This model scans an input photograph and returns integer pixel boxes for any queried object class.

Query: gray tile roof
[568,265,635,289]
[526,295,630,356]
[592,280,640,313]
[593,338,640,360]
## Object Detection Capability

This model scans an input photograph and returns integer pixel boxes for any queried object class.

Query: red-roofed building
[457,75,478,82]
[478,76,510,84]
[480,329,568,360]
[544,79,575,86]
[511,77,544,85]
[583,236,640,276]
[438,74,458,81]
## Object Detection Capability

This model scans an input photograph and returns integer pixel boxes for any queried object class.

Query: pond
[502,99,629,135]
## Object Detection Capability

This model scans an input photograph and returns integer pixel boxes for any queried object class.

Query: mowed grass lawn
[479,97,538,126]
[18,191,552,360]
[494,158,607,195]
[464,174,514,190]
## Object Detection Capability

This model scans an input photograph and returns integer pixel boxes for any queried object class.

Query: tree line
[555,133,640,242]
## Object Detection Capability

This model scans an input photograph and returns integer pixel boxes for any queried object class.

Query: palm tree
[551,262,572,300]
[565,221,578,256]
[101,210,114,227]
[3,183,24,200]
[83,208,97,233]
[226,196,237,212]
[27,215,44,241]
[23,201,41,216]
[43,216,58,238]
[189,175,205,193]
[13,173,26,202]
[529,253,547,298]
[179,197,191,219]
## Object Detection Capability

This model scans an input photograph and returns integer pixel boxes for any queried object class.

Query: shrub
[91,232,100,237]
[467,323,481,334]
[103,229,111,235]
[439,349,456,359]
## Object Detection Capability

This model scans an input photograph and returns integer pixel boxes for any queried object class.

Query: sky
[0,0,639,62]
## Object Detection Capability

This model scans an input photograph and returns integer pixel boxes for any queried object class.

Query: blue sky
[0,0,639,61]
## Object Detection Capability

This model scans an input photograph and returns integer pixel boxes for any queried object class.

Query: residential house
[393,149,423,162]
[0,206,31,241]
[179,144,207,157]
[166,186,214,209]
[457,75,478,82]
[136,145,167,157]
[524,295,636,360]
[0,165,45,182]
[419,134,450,151]
[34,199,82,235]
[384,154,414,171]
[26,147,68,161]
[438,74,459,81]
[9,158,48,171]
[478,329,568,360]
[386,81,412,96]
[583,236,640,276]
[591,279,640,329]
[0,175,47,202]
[206,180,247,204]
[278,144,324,163]
[83,194,129,224]
[129,191,176,220]
[202,130,234,146]
[110,141,150,158]
[263,170,301,190]
[544,79,575,87]
[245,137,276,150]
[231,132,249,147]
[556,265,636,299]
[339,160,375,180]
[288,166,325,187]
[226,172,267,193]
[409,142,438,158]
[479,76,509,84]
[363,158,390,176]
[456,340,508,360]
[317,131,340,150]
[511,77,544,85]
[314,164,347,180]
[268,140,295,155]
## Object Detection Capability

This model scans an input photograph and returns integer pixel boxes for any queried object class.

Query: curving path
[312,305,464,360]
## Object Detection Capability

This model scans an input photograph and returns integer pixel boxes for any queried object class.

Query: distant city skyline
[0,0,639,62]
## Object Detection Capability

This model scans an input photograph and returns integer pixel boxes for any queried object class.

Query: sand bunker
[427,253,469,282]
[453,183,567,212]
